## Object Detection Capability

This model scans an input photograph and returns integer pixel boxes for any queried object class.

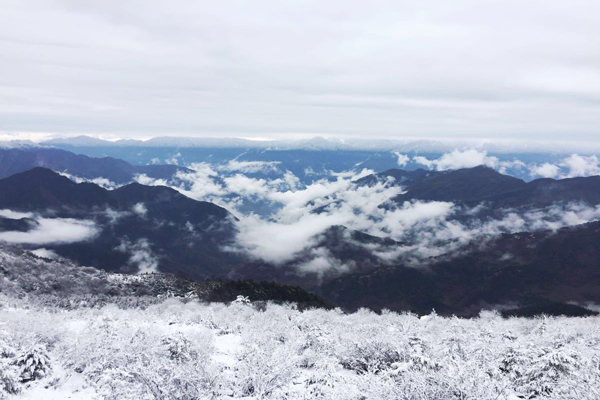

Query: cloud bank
[0,210,98,245]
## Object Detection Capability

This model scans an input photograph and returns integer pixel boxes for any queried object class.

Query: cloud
[116,238,159,274]
[330,168,375,181]
[529,163,560,178]
[223,175,272,198]
[560,154,600,178]
[165,152,182,165]
[134,174,169,187]
[219,160,281,174]
[413,149,499,171]
[103,208,132,224]
[412,156,435,169]
[57,171,118,190]
[528,154,600,179]
[120,158,600,275]
[393,152,410,167]
[233,213,348,264]
[30,248,59,259]
[230,164,600,272]
[296,247,350,278]
[0,209,33,219]
[132,202,148,217]
[0,216,98,245]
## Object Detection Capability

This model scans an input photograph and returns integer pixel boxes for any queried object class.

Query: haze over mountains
[1,141,600,315]
[8,135,597,182]
[40,135,600,154]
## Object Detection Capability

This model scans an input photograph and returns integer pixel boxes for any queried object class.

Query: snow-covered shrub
[15,344,51,383]
[0,297,599,399]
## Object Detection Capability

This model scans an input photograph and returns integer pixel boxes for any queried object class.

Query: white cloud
[412,156,435,169]
[331,168,375,181]
[134,174,169,186]
[107,158,600,274]
[219,160,281,174]
[233,213,348,264]
[528,154,600,179]
[414,149,499,171]
[165,152,182,165]
[529,163,560,178]
[0,209,33,219]
[0,216,98,245]
[560,154,600,178]
[30,248,59,259]
[393,152,410,167]
[57,171,118,190]
[222,175,273,199]
[132,202,148,217]
[172,163,227,200]
[103,208,131,224]
[296,247,350,277]
[497,159,526,174]
[116,238,159,274]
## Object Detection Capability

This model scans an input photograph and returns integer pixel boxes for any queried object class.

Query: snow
[1,299,599,399]
[213,334,242,367]
[16,370,97,400]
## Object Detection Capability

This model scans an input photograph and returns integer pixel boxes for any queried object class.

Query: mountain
[0,167,111,210]
[319,220,600,315]
[0,168,240,278]
[360,166,600,210]
[0,217,35,232]
[0,147,189,185]
[485,175,600,209]
[389,166,527,204]
[4,166,600,315]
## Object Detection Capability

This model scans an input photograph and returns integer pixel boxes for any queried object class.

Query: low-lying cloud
[0,211,98,245]
[129,152,600,276]
[116,238,159,274]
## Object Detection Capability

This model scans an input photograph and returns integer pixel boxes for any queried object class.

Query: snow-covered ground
[1,296,599,399]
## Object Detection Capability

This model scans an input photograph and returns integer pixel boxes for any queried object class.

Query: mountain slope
[356,168,436,188]
[370,166,600,210]
[390,166,527,204]
[0,168,240,278]
[320,221,600,314]
[0,244,332,309]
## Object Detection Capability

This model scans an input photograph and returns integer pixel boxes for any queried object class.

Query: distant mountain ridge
[0,147,189,184]
[360,165,600,210]
[38,135,600,154]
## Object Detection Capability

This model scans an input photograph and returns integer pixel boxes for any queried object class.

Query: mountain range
[1,161,600,315]
[362,165,600,210]
[39,135,600,154]
[0,147,188,185]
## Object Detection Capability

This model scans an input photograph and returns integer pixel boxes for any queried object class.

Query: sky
[1,0,600,142]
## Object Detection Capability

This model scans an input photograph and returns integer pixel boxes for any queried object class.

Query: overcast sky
[1,0,600,142]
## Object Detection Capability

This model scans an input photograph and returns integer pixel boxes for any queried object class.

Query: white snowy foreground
[1,297,599,400]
